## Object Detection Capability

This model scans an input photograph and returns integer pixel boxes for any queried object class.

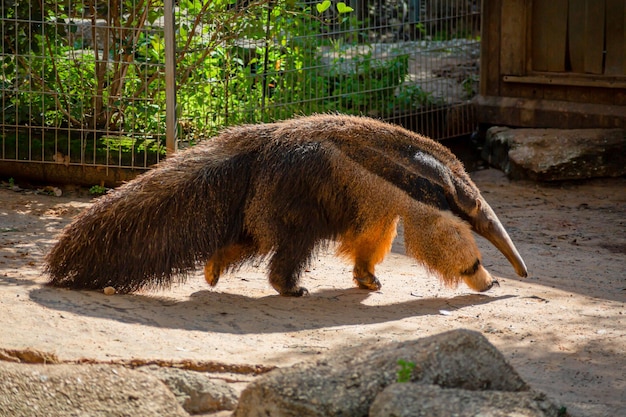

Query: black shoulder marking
[334,142,450,211]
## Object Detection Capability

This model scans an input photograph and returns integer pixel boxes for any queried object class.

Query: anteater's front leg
[337,217,399,291]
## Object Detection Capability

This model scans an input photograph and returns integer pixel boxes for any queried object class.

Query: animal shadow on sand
[24,277,514,334]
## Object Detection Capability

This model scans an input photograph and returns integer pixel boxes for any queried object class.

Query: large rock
[0,362,188,417]
[234,329,531,417]
[139,365,239,414]
[370,383,563,417]
[482,127,626,181]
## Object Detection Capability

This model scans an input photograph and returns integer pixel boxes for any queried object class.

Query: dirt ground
[0,168,624,417]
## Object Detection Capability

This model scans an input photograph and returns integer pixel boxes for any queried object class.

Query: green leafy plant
[89,185,107,196]
[461,74,479,99]
[324,47,411,117]
[316,1,331,13]
[414,22,427,37]
[396,359,416,383]
[336,2,354,14]
[395,84,442,111]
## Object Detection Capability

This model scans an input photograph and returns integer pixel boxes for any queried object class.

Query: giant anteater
[45,114,528,296]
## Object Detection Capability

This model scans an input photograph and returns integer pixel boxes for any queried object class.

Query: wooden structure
[476,0,626,129]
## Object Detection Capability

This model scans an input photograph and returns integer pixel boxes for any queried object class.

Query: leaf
[336,2,354,14]
[316,0,331,13]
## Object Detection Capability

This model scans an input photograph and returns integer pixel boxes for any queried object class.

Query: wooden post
[164,0,177,155]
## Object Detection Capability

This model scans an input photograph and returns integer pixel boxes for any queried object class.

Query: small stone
[103,287,116,295]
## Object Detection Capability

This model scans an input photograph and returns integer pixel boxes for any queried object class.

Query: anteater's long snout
[472,198,528,278]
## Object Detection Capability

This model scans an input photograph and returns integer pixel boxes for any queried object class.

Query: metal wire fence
[0,0,480,185]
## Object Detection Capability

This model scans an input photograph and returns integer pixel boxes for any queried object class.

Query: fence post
[164,0,177,155]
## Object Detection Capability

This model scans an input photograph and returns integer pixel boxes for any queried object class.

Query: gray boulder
[234,329,530,417]
[482,126,626,181]
[370,383,563,417]
[139,365,239,414]
[0,362,188,417]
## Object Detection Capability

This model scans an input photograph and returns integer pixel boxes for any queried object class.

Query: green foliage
[174,0,337,136]
[396,84,442,110]
[2,0,442,152]
[323,46,433,117]
[0,0,48,55]
[414,22,427,37]
[2,0,168,131]
[316,1,331,13]
[174,1,431,139]
[89,184,107,195]
[461,74,479,99]
[336,2,354,14]
[396,359,416,383]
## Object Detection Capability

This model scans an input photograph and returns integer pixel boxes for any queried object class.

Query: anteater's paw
[204,263,220,287]
[279,286,310,297]
[353,274,382,291]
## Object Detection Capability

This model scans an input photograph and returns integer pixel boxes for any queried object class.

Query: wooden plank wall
[477,0,626,129]
[500,0,527,76]
[568,0,586,72]
[605,0,626,75]
[534,0,625,75]
[532,0,568,72]
[583,1,605,74]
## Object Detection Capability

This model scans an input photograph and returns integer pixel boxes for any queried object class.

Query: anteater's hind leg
[204,239,257,287]
[337,217,399,291]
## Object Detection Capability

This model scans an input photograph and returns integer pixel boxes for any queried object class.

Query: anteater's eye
[460,259,480,276]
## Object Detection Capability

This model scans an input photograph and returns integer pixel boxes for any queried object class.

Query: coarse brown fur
[45,114,525,296]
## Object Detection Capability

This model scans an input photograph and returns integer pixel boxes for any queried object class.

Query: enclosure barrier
[1,0,481,186]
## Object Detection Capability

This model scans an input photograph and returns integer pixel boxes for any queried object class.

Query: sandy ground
[0,168,624,417]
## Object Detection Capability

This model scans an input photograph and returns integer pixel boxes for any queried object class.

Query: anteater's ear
[470,197,481,217]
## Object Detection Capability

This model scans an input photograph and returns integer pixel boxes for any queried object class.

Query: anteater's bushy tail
[44,142,254,292]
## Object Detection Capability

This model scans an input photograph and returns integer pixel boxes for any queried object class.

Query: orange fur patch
[204,243,253,286]
[336,216,399,276]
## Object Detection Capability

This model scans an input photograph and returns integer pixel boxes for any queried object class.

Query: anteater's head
[411,150,528,284]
